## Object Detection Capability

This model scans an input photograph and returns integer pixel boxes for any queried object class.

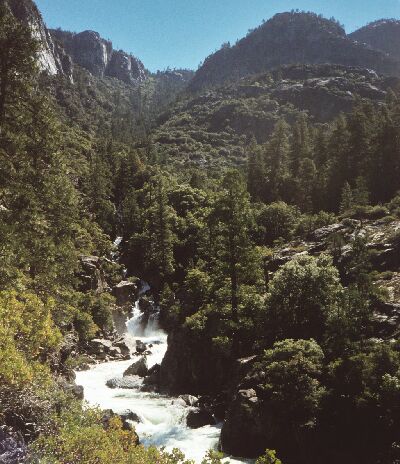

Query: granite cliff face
[5,0,146,85]
[350,20,400,62]
[190,12,400,92]
[50,29,147,84]
[5,0,72,78]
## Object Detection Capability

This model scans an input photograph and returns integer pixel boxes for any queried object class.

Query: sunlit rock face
[50,29,147,84]
[5,0,73,79]
[4,0,147,85]
[106,50,147,84]
[51,29,113,78]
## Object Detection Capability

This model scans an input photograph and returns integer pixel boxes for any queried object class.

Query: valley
[0,1,400,463]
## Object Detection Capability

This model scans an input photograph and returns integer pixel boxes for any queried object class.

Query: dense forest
[1,2,400,464]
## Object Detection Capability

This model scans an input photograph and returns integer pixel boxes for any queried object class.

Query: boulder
[113,280,138,307]
[114,340,131,357]
[88,338,113,355]
[143,364,161,386]
[106,376,139,389]
[58,378,84,400]
[172,398,187,407]
[108,346,121,357]
[220,388,264,458]
[135,340,147,354]
[123,358,148,378]
[179,395,198,407]
[186,408,215,429]
[65,383,84,400]
[79,256,109,293]
[119,410,141,423]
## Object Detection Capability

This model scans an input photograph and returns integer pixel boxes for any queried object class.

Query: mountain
[350,19,400,62]
[50,29,147,85]
[4,0,147,86]
[189,12,400,92]
[155,64,399,167]
[4,0,72,78]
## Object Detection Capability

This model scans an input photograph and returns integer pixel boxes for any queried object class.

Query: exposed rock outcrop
[106,376,139,389]
[50,29,147,84]
[186,408,215,429]
[123,357,148,378]
[160,329,230,394]
[112,280,138,307]
[86,337,131,362]
[220,387,264,458]
[78,256,110,293]
[5,0,73,79]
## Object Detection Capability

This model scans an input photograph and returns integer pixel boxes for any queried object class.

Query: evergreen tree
[295,158,317,212]
[371,106,400,202]
[290,114,312,175]
[264,119,290,201]
[142,174,176,289]
[247,137,265,201]
[340,181,353,213]
[211,170,262,356]
[0,3,38,127]
[326,115,351,211]
[353,176,370,207]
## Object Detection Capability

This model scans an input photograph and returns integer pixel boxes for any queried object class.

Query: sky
[35,0,400,72]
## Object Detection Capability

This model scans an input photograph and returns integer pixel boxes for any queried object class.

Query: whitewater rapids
[75,296,253,463]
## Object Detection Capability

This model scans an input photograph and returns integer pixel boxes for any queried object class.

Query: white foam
[75,299,253,463]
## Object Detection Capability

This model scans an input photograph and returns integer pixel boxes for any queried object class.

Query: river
[75,296,253,464]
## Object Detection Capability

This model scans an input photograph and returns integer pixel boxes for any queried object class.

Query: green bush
[264,255,343,342]
[31,404,193,464]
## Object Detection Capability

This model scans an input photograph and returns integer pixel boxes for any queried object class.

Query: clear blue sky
[35,0,400,72]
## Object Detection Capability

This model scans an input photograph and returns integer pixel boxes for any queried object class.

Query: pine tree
[247,137,265,201]
[290,114,312,175]
[326,115,351,211]
[347,102,375,181]
[370,106,400,203]
[142,174,175,289]
[264,119,290,201]
[211,170,262,357]
[0,2,38,128]
[340,182,353,213]
[295,158,317,212]
[353,176,370,207]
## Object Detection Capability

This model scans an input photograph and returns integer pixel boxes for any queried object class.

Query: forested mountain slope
[350,19,400,62]
[154,64,399,167]
[189,12,400,92]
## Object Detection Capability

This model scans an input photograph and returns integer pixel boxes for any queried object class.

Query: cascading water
[75,284,252,463]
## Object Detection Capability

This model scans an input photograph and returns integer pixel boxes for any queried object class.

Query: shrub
[256,202,299,245]
[265,255,343,342]
[31,404,193,464]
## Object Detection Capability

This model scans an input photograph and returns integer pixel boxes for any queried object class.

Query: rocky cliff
[5,0,72,79]
[50,29,147,85]
[189,12,400,92]
[4,0,147,85]
[350,20,400,62]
